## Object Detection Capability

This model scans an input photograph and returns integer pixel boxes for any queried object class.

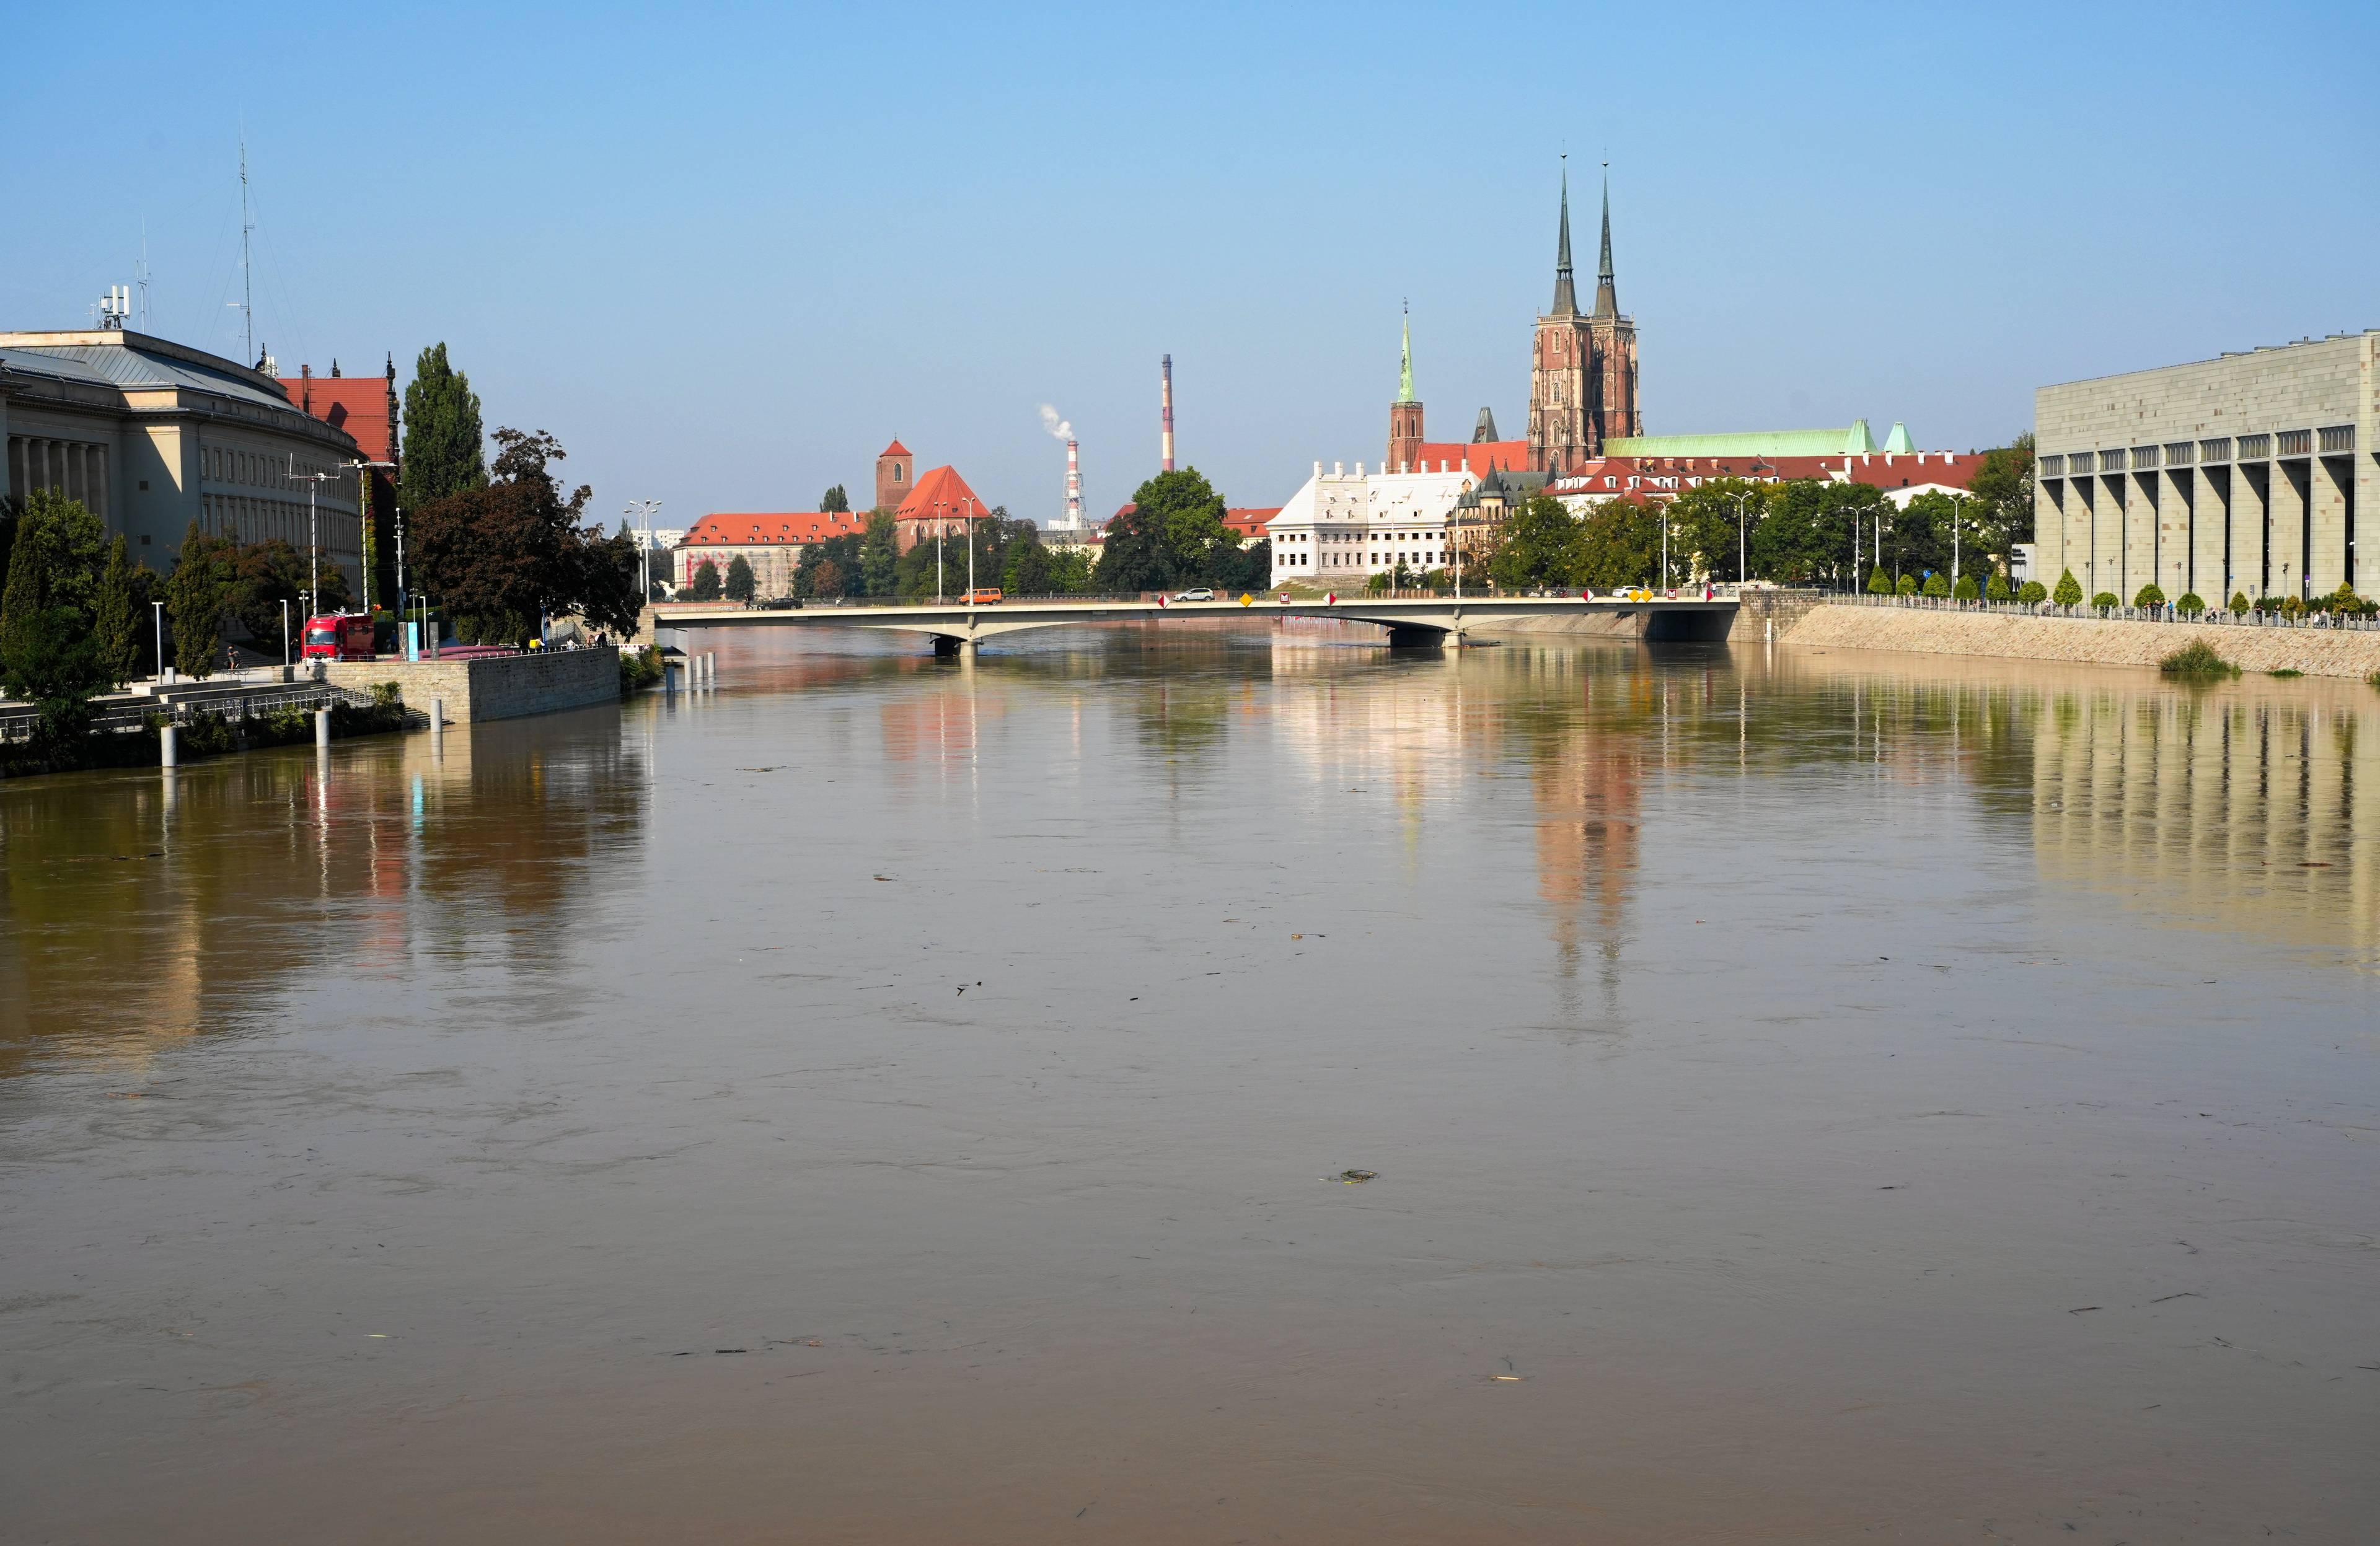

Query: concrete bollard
[430,698,444,742]
[315,706,332,749]
[161,722,178,768]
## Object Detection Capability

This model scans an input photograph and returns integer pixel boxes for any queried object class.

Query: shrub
[2133,582,2166,609]
[1895,573,1918,596]
[2176,591,2206,616]
[619,644,664,695]
[2052,569,2082,608]
[1986,572,2011,602]
[2091,591,2120,613]
[2281,595,2305,619]
[2267,668,2303,678]
[2159,639,2239,680]
[2368,669,2380,692]
[2230,591,2250,615]
[1952,574,1980,601]
[2017,580,2048,605]
[1866,566,1893,595]
[1921,572,1950,597]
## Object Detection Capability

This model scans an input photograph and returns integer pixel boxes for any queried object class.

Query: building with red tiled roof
[276,358,401,604]
[892,464,995,553]
[1224,507,1279,542]
[675,509,871,595]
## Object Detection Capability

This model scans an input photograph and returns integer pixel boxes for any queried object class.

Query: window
[2131,446,2159,468]
[2236,434,2270,460]
[2163,442,2193,466]
[2198,438,2230,463]
[2276,429,2312,457]
[2040,454,2065,477]
[2100,448,2127,471]
[2318,425,2355,453]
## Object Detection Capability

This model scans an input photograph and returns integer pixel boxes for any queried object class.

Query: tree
[1952,573,1979,601]
[2229,591,2250,615]
[858,512,899,597]
[1985,571,2011,602]
[95,535,140,687]
[1896,573,1918,596]
[724,554,756,603]
[399,343,486,514]
[1488,496,1580,591]
[820,485,850,513]
[1967,433,2035,547]
[2133,582,2166,609]
[1921,572,1950,597]
[0,501,43,668]
[2017,580,2048,604]
[1867,566,1893,595]
[2091,591,2119,613]
[2052,568,2083,608]
[410,428,637,639]
[1571,499,1663,591]
[2176,591,2206,616]
[1096,469,1248,592]
[1665,478,1766,584]
[3,493,115,718]
[1003,538,1054,596]
[167,522,237,678]
[686,559,722,600]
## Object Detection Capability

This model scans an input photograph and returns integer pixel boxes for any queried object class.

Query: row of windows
[2043,425,2356,479]
[206,444,343,488]
[1275,550,1447,569]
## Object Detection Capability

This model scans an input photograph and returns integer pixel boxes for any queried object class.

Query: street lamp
[963,497,977,601]
[1728,467,1771,588]
[284,455,362,617]
[151,600,165,682]
[624,499,662,602]
[934,499,948,604]
[281,598,289,667]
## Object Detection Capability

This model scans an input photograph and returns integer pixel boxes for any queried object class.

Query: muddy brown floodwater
[4,624,2377,1542]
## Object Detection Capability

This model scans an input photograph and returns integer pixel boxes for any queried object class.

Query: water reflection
[0,708,649,1071]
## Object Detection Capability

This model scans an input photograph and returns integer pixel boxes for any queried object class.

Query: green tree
[2017,579,2047,604]
[1571,499,1663,591]
[1896,573,1918,596]
[686,559,722,601]
[1096,469,1244,592]
[1921,572,1950,597]
[94,535,140,687]
[399,343,486,513]
[167,522,238,678]
[2229,591,2250,615]
[410,429,638,637]
[1867,566,1893,595]
[1003,538,1054,596]
[1985,571,2011,602]
[820,485,850,513]
[0,501,43,668]
[2091,591,2119,613]
[2133,582,2166,609]
[725,554,756,602]
[858,512,899,596]
[1953,574,1980,600]
[2052,568,2083,608]
[1488,496,1580,591]
[2177,591,2206,616]
[1665,479,1766,584]
[1967,433,2035,547]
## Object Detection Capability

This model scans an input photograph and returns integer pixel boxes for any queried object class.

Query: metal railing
[1827,591,2380,630]
[1,680,420,745]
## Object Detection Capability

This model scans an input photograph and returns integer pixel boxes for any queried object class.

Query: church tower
[1528,164,1600,474]
[1386,305,1424,473]
[1585,170,1642,442]
[874,437,913,513]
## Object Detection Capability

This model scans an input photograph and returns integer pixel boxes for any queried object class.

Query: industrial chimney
[1160,354,1175,472]
[1064,437,1083,529]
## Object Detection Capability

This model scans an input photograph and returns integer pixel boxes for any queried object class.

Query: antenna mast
[137,217,151,330]
[238,139,255,365]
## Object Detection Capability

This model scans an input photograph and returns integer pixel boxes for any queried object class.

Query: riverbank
[1780,603,2380,680]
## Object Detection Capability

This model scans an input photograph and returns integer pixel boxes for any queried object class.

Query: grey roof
[2,340,296,414]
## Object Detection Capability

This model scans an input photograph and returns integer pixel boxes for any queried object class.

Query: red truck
[302,613,376,662]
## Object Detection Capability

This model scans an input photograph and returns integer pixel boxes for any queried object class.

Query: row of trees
[681,466,1272,604]
[1472,440,2034,595]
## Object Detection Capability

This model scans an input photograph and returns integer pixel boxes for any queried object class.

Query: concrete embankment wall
[324,648,620,723]
[1781,605,2380,680]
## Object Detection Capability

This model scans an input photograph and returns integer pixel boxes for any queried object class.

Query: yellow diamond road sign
[1239,593,1253,606]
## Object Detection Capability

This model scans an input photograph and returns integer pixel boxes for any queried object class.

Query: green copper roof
[1397,309,1414,403]
[1882,420,1914,454]
[1606,419,1885,458]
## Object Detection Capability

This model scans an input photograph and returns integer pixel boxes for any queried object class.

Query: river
[4,623,2376,1542]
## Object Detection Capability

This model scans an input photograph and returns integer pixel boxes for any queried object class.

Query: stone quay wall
[1781,604,2380,680]
[324,648,620,724]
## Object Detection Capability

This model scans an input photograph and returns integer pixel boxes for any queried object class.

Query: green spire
[1397,303,1414,403]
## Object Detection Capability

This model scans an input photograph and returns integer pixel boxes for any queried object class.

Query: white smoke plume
[1038,403,1072,441]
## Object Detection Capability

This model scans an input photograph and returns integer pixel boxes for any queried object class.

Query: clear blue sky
[6,1,2373,526]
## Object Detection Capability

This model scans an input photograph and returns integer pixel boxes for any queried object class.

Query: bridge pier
[930,635,979,658]
[1383,623,1452,649]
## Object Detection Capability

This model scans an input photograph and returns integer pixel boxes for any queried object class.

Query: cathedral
[1388,165,1642,477]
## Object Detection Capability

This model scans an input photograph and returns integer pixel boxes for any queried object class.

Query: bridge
[646,594,1739,655]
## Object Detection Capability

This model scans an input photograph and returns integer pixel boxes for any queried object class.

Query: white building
[1267,459,1476,588]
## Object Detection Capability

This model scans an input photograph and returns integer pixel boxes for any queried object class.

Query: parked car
[1172,587,1216,602]
[963,587,1004,605]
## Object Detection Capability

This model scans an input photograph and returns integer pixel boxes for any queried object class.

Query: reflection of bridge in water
[651,594,1739,654]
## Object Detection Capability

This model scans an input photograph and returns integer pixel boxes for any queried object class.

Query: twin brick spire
[1551,162,1620,320]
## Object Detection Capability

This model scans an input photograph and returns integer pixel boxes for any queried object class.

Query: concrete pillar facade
[2099,475,2127,598]
[2232,463,2270,598]
[2125,469,2157,599]
[2273,459,2311,599]
[2156,468,2190,599]
[2196,467,2231,601]
[2035,479,2066,582]
[2311,455,2351,595]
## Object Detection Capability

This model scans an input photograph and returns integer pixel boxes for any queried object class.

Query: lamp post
[152,600,164,682]
[281,598,289,667]
[964,498,977,601]
[394,507,407,605]
[284,456,362,617]
[935,500,948,604]
[624,499,661,602]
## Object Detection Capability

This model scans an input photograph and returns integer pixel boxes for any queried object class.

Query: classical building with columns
[0,327,366,591]
[2034,332,2377,602]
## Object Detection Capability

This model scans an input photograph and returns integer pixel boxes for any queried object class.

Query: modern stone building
[0,327,366,591]
[2034,332,2377,602]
